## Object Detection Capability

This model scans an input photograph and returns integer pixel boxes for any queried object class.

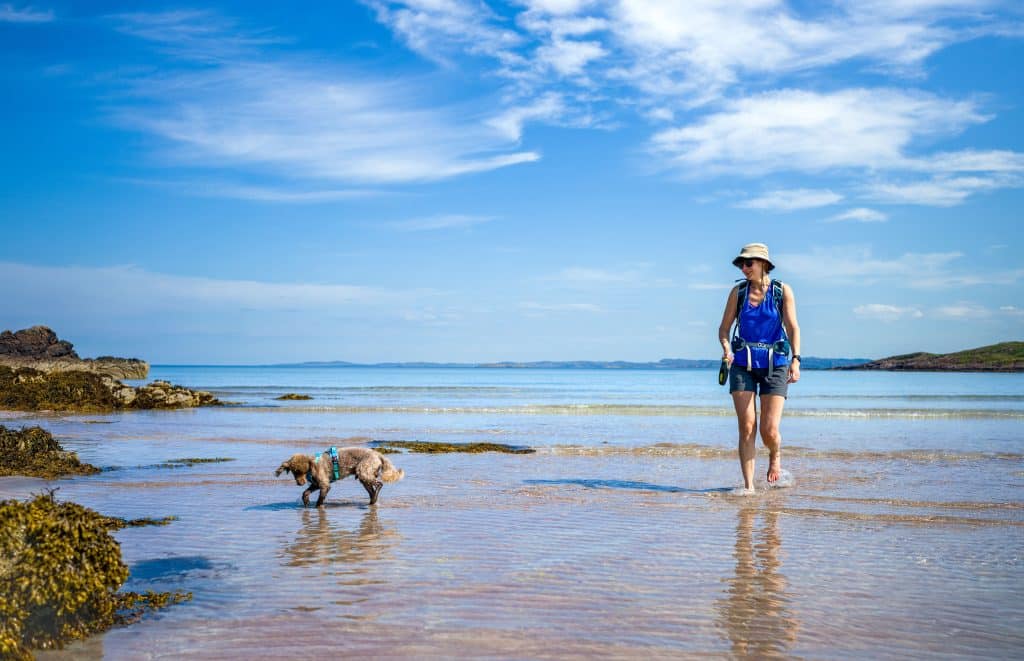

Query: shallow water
[4,367,1022,659]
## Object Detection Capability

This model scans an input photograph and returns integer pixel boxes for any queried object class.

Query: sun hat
[732,242,774,271]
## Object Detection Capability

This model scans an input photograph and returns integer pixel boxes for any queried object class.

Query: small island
[836,341,1023,372]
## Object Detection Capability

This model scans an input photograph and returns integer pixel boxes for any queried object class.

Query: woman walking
[718,243,801,491]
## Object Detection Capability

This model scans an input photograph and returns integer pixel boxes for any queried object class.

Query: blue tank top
[734,283,788,369]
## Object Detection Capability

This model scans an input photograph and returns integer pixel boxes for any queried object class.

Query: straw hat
[732,242,774,271]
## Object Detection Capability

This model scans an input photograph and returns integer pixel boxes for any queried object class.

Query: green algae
[275,393,313,400]
[0,492,191,659]
[372,440,535,454]
[0,425,101,479]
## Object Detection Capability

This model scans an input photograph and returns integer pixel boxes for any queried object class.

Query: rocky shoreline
[0,326,219,412]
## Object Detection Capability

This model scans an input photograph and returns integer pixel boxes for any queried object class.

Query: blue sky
[2,0,1023,364]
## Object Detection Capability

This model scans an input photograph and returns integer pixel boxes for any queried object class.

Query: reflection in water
[279,507,402,616]
[717,505,799,658]
[282,507,398,568]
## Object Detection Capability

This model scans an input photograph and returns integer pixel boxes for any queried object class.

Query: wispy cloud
[520,301,603,313]
[542,265,672,288]
[866,174,1018,206]
[935,302,993,319]
[0,3,53,22]
[107,11,540,187]
[121,178,381,203]
[649,88,987,176]
[853,303,924,321]
[737,188,843,211]
[826,208,889,222]
[361,0,523,65]
[0,261,420,315]
[781,246,1024,288]
[385,214,496,231]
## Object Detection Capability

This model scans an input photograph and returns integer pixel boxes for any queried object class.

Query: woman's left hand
[788,362,800,384]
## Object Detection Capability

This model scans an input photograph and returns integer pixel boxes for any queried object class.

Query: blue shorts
[729,363,789,398]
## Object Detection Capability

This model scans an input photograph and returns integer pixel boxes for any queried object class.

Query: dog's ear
[274,460,291,477]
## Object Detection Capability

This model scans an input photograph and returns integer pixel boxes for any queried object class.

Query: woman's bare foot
[767,450,781,484]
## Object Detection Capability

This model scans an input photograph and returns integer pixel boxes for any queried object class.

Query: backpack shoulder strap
[771,279,784,314]
[734,280,749,319]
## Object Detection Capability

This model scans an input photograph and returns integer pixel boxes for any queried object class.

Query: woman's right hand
[723,352,734,366]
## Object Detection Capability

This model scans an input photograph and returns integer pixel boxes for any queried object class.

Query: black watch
[791,354,801,362]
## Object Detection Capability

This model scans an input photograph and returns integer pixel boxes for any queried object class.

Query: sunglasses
[737,259,755,269]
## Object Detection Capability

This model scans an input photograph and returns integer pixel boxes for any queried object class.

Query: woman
[718,243,801,491]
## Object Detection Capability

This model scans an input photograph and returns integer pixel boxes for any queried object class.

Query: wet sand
[1,407,1018,659]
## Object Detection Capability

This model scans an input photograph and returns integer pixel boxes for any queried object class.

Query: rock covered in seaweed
[0,326,149,380]
[0,425,101,478]
[0,366,221,412]
[0,493,191,659]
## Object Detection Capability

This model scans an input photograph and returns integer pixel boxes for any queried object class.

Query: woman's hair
[761,258,774,274]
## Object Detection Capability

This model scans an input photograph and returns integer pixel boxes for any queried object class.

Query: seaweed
[0,366,117,413]
[371,440,535,454]
[274,393,313,400]
[0,366,221,412]
[164,457,235,465]
[0,492,191,659]
[0,425,101,479]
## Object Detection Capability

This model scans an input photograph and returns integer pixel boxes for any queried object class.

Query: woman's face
[738,258,762,279]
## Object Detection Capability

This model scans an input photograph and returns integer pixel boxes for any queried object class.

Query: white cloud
[826,208,889,222]
[737,188,843,211]
[487,93,566,141]
[603,0,1001,104]
[649,88,987,176]
[523,0,594,15]
[542,265,672,288]
[781,246,1024,288]
[361,0,523,65]
[935,302,993,319]
[535,38,607,76]
[520,302,603,312]
[0,262,403,314]
[0,3,53,22]
[779,246,963,283]
[866,175,1014,206]
[385,214,496,231]
[853,303,924,321]
[109,11,539,186]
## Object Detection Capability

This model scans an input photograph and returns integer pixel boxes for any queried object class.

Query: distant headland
[835,342,1023,372]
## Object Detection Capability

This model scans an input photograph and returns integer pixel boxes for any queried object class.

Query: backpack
[731,279,790,364]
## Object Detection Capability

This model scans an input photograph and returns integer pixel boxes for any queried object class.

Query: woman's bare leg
[732,391,758,490]
[759,394,785,483]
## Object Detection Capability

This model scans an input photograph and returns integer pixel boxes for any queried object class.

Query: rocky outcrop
[0,326,148,379]
[0,367,221,412]
[0,326,76,359]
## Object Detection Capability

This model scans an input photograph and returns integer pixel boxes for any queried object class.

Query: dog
[275,447,404,507]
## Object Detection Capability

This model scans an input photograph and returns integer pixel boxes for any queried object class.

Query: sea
[2,366,1022,659]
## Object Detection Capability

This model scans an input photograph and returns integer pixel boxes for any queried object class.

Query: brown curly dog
[275,447,404,507]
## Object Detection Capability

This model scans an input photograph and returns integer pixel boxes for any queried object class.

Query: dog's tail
[379,455,405,483]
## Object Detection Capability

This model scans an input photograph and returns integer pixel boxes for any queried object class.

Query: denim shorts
[729,363,790,398]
